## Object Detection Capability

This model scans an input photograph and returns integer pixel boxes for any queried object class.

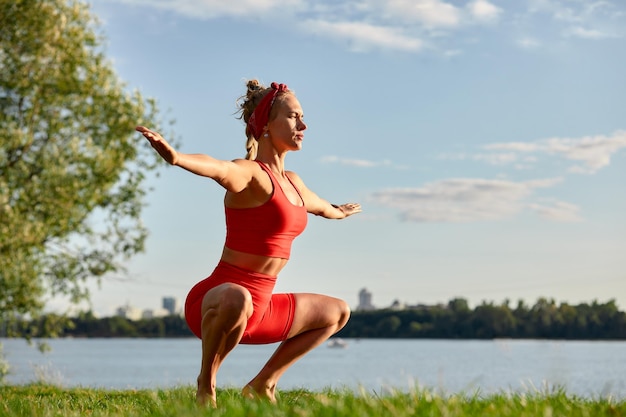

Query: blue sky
[64,0,625,316]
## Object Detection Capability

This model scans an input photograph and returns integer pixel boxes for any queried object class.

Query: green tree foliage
[6,298,625,339]
[65,313,191,338]
[0,0,170,339]
[0,344,8,381]
[337,298,626,340]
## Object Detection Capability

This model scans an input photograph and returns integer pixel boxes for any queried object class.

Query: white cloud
[101,0,624,55]
[438,152,518,165]
[467,0,502,23]
[484,142,540,152]
[528,0,584,23]
[544,133,626,173]
[565,26,614,39]
[109,0,303,18]
[474,153,517,165]
[443,49,463,57]
[321,155,401,168]
[517,37,542,49]
[302,20,423,52]
[382,0,462,28]
[527,200,583,222]
[370,177,563,223]
[530,0,622,22]
[483,131,626,174]
[524,0,624,43]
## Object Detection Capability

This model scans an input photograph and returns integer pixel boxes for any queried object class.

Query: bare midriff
[220,246,289,277]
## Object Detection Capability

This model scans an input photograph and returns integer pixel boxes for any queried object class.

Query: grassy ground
[0,384,624,417]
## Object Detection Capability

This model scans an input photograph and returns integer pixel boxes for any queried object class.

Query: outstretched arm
[136,126,251,193]
[286,171,361,219]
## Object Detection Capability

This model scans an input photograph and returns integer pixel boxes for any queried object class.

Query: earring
[263,133,269,138]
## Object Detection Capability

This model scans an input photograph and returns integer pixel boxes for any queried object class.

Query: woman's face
[266,94,307,152]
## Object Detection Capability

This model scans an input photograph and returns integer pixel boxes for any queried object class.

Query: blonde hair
[236,79,292,160]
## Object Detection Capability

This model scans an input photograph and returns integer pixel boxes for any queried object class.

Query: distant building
[142,308,170,319]
[162,297,178,315]
[357,288,376,311]
[116,303,142,321]
[389,299,406,310]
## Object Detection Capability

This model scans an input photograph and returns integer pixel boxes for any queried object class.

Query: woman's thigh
[287,293,351,339]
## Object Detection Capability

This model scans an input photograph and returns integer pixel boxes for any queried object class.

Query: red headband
[247,82,289,139]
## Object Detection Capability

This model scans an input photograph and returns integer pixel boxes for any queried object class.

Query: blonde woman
[137,80,361,406]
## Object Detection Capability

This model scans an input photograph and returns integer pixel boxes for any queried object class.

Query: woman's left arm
[287,172,361,219]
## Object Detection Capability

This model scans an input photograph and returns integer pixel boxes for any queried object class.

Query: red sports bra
[224,161,308,259]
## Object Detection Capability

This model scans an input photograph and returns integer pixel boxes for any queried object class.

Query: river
[2,338,624,398]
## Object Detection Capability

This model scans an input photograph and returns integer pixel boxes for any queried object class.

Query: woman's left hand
[335,203,362,218]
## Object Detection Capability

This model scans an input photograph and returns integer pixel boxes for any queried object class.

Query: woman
[137,80,361,406]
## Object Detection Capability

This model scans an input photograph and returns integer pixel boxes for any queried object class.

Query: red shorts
[184,261,296,344]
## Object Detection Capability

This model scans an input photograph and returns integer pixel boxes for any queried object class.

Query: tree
[376,315,401,337]
[447,297,472,338]
[0,0,171,344]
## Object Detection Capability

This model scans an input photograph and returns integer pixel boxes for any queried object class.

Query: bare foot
[242,383,277,404]
[196,391,216,408]
[197,378,217,408]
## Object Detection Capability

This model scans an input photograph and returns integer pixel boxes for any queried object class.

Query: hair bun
[246,80,263,96]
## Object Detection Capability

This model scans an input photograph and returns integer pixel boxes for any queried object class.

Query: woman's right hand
[136,126,178,165]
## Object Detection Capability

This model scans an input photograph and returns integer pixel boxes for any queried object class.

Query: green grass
[0,384,624,417]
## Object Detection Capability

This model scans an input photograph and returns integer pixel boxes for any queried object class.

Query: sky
[57,0,626,316]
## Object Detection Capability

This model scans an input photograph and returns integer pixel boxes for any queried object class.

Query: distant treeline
[337,298,626,340]
[67,313,194,338]
[4,297,625,339]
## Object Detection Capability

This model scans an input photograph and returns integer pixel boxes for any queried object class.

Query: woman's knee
[336,298,351,329]
[202,283,253,319]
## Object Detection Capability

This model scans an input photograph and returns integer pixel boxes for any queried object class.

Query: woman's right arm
[137,126,252,193]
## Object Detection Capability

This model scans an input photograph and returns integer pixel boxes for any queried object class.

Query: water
[2,338,625,398]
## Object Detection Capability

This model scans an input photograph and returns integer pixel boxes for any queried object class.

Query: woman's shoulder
[223,159,271,200]
[285,170,305,187]
[229,158,264,174]
[231,158,258,166]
